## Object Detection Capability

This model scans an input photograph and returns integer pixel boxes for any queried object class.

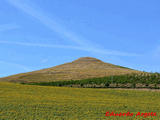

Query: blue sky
[0,0,160,77]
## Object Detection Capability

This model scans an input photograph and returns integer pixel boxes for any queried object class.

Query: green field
[0,82,160,120]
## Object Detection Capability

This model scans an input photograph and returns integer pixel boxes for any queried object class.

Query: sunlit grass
[0,82,160,120]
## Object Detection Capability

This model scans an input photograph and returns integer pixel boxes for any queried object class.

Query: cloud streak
[0,40,139,56]
[7,0,87,47]
[0,23,19,32]
[0,60,32,71]
[0,40,86,50]
[6,0,139,57]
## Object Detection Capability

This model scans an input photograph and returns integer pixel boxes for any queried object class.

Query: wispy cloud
[7,0,87,47]
[6,0,139,57]
[152,46,160,58]
[41,59,49,64]
[0,40,87,50]
[0,60,32,71]
[0,23,19,32]
[0,40,139,56]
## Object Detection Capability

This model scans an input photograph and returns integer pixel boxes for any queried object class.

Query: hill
[0,57,140,83]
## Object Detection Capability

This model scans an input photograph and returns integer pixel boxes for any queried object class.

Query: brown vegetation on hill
[0,57,140,83]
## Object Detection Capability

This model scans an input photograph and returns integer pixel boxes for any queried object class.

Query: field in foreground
[0,82,160,120]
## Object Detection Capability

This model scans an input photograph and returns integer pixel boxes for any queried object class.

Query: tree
[105,82,110,88]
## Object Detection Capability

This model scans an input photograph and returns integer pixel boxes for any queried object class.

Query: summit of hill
[0,57,139,83]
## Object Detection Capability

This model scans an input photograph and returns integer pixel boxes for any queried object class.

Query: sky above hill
[1,0,160,77]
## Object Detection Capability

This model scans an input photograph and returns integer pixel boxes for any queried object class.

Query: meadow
[0,82,160,120]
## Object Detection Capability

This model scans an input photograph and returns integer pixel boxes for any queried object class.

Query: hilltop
[0,57,139,83]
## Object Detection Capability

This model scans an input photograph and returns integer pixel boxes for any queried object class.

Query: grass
[0,57,139,83]
[0,82,160,120]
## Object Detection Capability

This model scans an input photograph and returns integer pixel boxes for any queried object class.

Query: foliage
[25,72,160,89]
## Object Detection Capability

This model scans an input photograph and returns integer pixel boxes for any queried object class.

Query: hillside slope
[0,57,140,83]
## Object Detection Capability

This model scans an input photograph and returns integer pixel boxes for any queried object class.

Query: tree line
[23,72,160,89]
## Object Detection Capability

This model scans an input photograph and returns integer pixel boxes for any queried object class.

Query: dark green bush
[24,72,160,89]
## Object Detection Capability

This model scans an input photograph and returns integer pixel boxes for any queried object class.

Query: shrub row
[23,72,160,88]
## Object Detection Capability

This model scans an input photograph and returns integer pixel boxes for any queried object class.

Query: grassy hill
[0,57,140,83]
[0,82,160,120]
